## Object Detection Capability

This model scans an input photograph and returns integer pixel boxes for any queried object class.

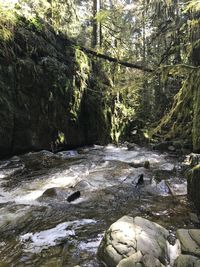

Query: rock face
[0,17,111,158]
[177,229,200,256]
[187,164,200,211]
[174,254,200,267]
[98,216,179,267]
[174,229,200,267]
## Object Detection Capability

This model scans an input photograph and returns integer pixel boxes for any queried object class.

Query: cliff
[0,16,112,158]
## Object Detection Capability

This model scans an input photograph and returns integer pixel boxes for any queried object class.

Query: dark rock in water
[136,174,144,187]
[42,188,59,198]
[144,161,150,169]
[127,143,137,151]
[67,191,81,202]
[153,141,173,151]
[132,174,144,187]
[168,145,176,151]
[129,160,150,169]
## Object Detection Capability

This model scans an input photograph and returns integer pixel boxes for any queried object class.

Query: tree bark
[92,0,98,47]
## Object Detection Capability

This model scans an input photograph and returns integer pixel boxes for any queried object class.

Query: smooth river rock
[174,254,200,267]
[177,229,200,256]
[98,216,179,267]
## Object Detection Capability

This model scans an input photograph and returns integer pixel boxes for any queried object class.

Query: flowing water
[0,145,198,267]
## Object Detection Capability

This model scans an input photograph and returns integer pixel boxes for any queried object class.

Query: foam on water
[104,145,167,165]
[78,234,103,252]
[20,219,97,253]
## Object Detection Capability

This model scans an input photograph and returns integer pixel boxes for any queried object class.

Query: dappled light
[0,0,199,266]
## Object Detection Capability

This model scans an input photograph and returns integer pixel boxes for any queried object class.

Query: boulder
[177,229,200,257]
[41,187,61,198]
[187,164,200,211]
[127,143,138,151]
[174,254,200,267]
[98,216,178,267]
[117,251,165,267]
[117,251,143,267]
[129,161,150,169]
[67,191,81,202]
[188,154,200,167]
[39,187,81,202]
[153,142,173,152]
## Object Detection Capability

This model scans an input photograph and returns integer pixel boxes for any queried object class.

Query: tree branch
[77,45,154,72]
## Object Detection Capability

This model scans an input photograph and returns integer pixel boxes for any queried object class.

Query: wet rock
[127,143,137,151]
[187,164,200,211]
[160,163,175,172]
[40,187,81,202]
[73,180,91,190]
[174,254,200,267]
[41,187,63,198]
[142,254,165,267]
[153,141,173,152]
[117,252,165,267]
[132,174,144,187]
[117,251,142,267]
[168,146,176,152]
[189,154,200,167]
[177,229,200,257]
[98,216,177,267]
[189,212,200,224]
[129,161,150,169]
[67,191,81,202]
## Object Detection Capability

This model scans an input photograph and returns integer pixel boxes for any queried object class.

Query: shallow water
[0,145,198,267]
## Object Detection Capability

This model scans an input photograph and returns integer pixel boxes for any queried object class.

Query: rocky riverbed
[0,144,199,266]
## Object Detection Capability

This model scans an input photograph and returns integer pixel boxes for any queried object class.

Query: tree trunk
[92,0,98,47]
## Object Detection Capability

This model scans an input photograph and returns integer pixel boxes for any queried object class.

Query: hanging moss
[68,48,90,122]
[152,68,200,150]
[192,69,200,151]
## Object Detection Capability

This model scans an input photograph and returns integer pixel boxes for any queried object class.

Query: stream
[0,144,198,267]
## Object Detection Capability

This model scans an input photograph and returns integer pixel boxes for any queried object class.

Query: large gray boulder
[174,229,200,267]
[174,254,200,267]
[117,251,165,267]
[177,229,200,256]
[98,216,180,267]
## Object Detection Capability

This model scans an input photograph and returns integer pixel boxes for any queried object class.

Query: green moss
[67,49,90,122]
[152,68,200,150]
[0,4,17,41]
[27,17,43,31]
[192,69,200,151]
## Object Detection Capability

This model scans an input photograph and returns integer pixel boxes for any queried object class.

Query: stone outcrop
[177,229,200,256]
[174,229,200,267]
[98,216,180,267]
[0,17,112,158]
[174,254,200,267]
[187,163,200,212]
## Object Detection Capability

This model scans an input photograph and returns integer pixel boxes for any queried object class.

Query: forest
[0,0,200,266]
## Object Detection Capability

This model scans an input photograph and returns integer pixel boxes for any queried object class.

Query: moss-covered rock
[152,68,200,152]
[0,16,112,158]
[187,164,200,211]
